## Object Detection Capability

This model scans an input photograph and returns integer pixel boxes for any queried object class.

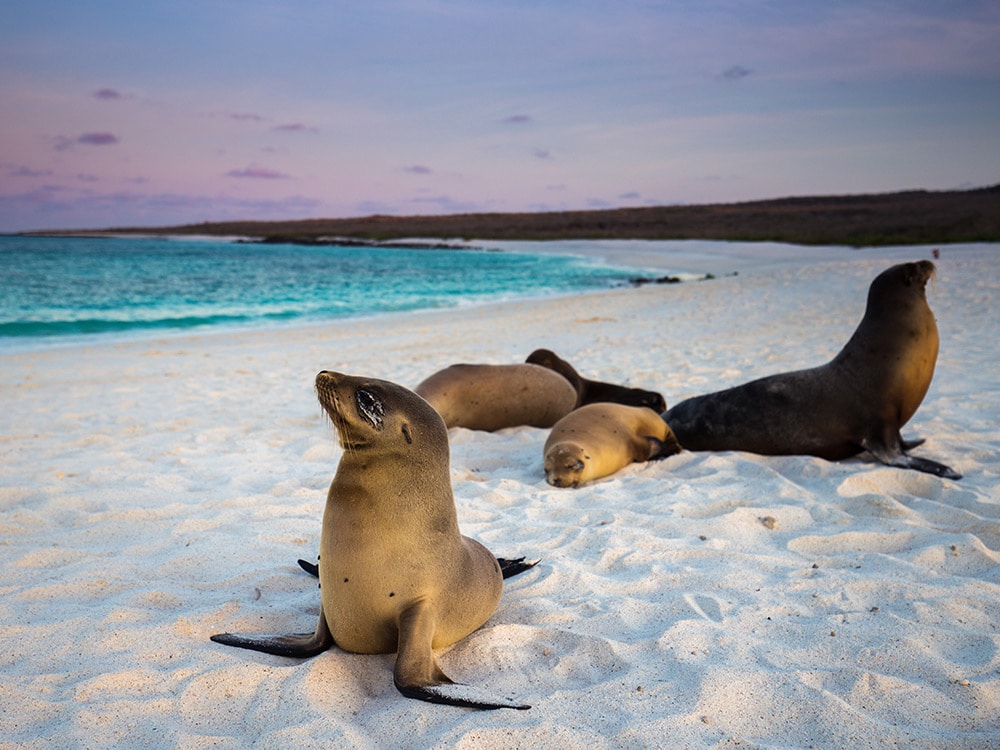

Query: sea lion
[526,348,667,412]
[212,371,535,710]
[662,260,960,479]
[544,403,682,488]
[414,362,578,431]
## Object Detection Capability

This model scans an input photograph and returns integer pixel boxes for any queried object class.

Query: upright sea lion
[663,260,960,479]
[212,371,535,710]
[414,362,577,431]
[526,348,667,411]
[544,403,682,488]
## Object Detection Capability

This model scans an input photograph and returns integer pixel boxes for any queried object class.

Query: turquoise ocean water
[0,235,652,347]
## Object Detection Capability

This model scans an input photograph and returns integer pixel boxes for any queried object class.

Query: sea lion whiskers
[316,374,366,456]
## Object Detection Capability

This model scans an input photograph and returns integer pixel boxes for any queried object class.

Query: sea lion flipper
[646,432,682,461]
[394,601,529,710]
[402,682,531,711]
[297,558,319,577]
[900,437,926,451]
[863,438,962,480]
[881,452,962,480]
[496,556,540,579]
[211,611,335,658]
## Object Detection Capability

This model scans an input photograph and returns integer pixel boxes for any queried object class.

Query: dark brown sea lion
[662,261,960,479]
[525,348,666,411]
[212,371,535,709]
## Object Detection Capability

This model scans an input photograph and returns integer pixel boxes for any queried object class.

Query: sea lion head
[543,442,588,488]
[526,348,583,391]
[868,260,936,305]
[315,370,448,457]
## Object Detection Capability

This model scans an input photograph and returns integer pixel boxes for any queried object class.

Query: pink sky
[2,0,998,232]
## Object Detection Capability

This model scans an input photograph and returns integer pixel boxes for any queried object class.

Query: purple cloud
[502,114,533,125]
[9,165,53,177]
[721,65,752,81]
[77,173,100,183]
[54,133,120,151]
[93,88,126,100]
[533,148,551,160]
[619,191,641,200]
[228,112,267,122]
[78,132,120,146]
[225,166,290,179]
[403,165,432,175]
[271,123,318,133]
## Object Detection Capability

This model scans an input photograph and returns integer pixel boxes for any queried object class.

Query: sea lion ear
[401,423,413,445]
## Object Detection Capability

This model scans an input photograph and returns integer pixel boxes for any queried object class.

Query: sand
[1,240,997,749]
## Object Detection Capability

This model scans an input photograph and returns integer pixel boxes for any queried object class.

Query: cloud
[533,148,551,160]
[720,65,752,81]
[93,88,128,100]
[8,165,53,177]
[502,114,533,125]
[54,133,120,151]
[228,112,267,122]
[403,165,433,175]
[271,123,318,133]
[619,191,641,200]
[78,132,120,146]
[77,174,100,183]
[225,166,291,179]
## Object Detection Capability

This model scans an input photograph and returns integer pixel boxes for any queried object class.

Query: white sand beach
[1,241,998,749]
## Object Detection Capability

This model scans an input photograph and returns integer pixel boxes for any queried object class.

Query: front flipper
[211,610,334,658]
[863,437,962,480]
[394,600,530,710]
[496,556,539,580]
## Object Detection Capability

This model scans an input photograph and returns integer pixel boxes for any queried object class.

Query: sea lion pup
[212,371,535,710]
[544,403,682,488]
[414,362,577,431]
[662,260,961,479]
[526,348,667,412]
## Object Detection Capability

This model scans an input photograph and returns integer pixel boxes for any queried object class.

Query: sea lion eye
[355,389,385,428]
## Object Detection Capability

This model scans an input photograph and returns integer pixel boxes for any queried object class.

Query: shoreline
[0,238,965,354]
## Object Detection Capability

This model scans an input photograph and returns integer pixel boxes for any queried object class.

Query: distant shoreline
[21,183,1000,248]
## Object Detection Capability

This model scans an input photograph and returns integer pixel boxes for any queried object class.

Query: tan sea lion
[526,348,667,412]
[663,260,960,479]
[212,371,535,709]
[544,403,682,488]
[414,362,578,431]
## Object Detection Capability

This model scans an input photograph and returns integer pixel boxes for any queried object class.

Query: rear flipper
[646,432,682,461]
[298,558,319,577]
[211,611,334,658]
[496,557,539,580]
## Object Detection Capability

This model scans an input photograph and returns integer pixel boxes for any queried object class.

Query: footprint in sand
[684,593,725,623]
